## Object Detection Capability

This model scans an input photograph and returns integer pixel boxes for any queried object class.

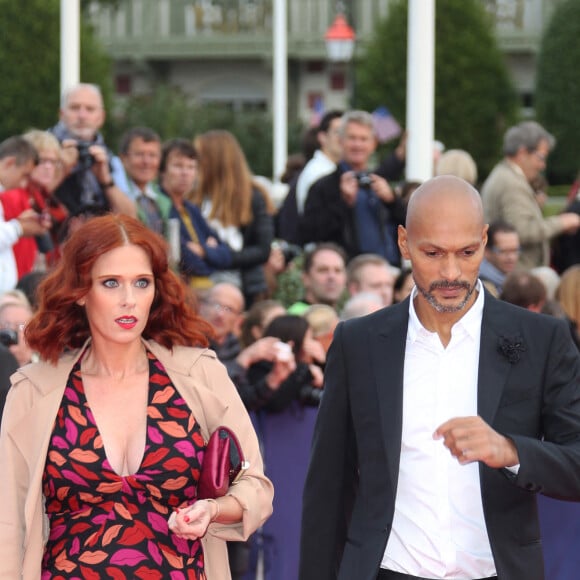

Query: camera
[355,171,373,189]
[299,384,324,407]
[76,140,96,172]
[0,328,18,347]
[274,341,292,362]
[271,239,302,265]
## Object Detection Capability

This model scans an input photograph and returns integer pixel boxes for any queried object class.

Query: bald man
[300,176,580,580]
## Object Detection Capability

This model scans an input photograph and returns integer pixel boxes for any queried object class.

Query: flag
[309,97,325,127]
[372,106,402,143]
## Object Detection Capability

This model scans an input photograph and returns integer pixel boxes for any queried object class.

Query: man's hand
[60,139,79,174]
[434,416,519,468]
[370,174,395,203]
[340,171,359,207]
[17,209,50,237]
[90,144,112,185]
[559,212,580,233]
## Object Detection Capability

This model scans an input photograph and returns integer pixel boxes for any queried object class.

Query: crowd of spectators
[2,83,580,579]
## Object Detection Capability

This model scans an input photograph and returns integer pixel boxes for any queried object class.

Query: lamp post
[272,0,287,184]
[324,7,356,112]
[60,0,80,95]
[325,12,356,63]
[406,0,435,181]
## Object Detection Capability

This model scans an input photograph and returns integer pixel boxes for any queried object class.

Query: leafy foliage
[355,0,518,180]
[109,86,305,178]
[0,0,112,140]
[535,0,580,184]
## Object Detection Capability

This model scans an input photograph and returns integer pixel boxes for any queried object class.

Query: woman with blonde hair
[191,130,274,306]
[435,148,478,185]
[556,265,580,345]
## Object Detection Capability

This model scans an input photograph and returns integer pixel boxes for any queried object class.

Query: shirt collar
[506,158,526,179]
[408,279,485,344]
[129,178,158,200]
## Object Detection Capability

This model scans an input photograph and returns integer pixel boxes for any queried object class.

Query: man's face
[303,249,347,307]
[200,285,243,343]
[60,87,105,141]
[399,195,487,315]
[350,263,395,306]
[516,139,549,182]
[485,231,520,275]
[319,117,343,163]
[341,121,376,171]
[161,151,197,198]
[0,157,35,190]
[122,138,162,190]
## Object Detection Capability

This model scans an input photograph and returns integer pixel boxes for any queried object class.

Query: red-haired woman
[0,214,273,579]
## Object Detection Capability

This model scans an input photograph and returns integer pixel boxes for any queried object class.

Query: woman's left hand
[168,499,218,540]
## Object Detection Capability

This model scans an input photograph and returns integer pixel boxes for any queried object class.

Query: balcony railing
[88,0,558,60]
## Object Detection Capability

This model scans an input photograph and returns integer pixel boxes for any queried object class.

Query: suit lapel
[477,293,514,424]
[369,302,409,487]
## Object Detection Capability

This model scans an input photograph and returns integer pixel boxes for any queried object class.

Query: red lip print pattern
[41,352,207,579]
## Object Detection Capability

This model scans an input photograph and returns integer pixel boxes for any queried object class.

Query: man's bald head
[405,175,484,233]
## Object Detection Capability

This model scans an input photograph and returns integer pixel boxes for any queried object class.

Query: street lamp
[324,12,356,63]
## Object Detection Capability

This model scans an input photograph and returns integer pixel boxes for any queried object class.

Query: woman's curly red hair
[25,214,214,363]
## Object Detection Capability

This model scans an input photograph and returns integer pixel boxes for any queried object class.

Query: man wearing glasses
[478,221,520,295]
[481,120,580,269]
[200,282,245,361]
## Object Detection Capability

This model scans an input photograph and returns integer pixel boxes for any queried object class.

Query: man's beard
[415,279,476,313]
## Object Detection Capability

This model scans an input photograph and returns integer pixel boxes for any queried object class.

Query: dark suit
[299,291,580,580]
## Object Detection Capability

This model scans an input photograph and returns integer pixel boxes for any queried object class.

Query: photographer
[49,84,135,231]
[299,110,406,266]
[244,314,324,580]
[0,296,35,368]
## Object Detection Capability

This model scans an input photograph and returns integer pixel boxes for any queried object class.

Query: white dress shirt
[295,150,336,214]
[381,281,497,579]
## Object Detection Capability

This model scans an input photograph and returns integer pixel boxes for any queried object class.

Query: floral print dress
[42,352,207,579]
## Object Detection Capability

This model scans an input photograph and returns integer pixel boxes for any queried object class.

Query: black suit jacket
[299,292,580,580]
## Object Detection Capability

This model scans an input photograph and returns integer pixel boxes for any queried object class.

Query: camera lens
[0,328,18,347]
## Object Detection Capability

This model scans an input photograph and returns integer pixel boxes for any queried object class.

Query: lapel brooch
[497,334,526,364]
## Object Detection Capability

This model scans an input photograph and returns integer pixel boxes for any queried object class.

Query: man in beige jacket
[481,121,580,269]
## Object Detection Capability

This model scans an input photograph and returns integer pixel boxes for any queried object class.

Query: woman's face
[161,151,197,199]
[31,147,61,192]
[79,244,155,348]
[299,327,318,364]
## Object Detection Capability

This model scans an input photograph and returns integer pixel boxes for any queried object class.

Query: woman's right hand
[236,336,282,368]
[266,349,296,391]
[168,499,217,541]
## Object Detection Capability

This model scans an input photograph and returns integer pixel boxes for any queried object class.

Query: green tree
[355,0,518,179]
[535,0,580,184]
[0,0,112,140]
[109,87,305,178]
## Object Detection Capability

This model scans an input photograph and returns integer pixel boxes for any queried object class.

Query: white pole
[405,0,435,182]
[61,0,81,96]
[272,0,288,183]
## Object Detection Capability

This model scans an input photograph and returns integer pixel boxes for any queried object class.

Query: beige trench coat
[0,339,274,579]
